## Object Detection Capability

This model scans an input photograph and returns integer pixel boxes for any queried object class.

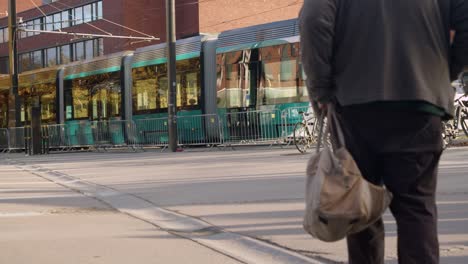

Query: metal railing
[220,109,282,145]
[177,114,223,146]
[135,117,169,147]
[0,106,318,154]
[8,127,27,151]
[0,128,8,152]
[280,106,313,142]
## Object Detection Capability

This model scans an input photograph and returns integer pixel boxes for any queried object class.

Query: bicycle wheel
[460,109,468,137]
[294,122,312,153]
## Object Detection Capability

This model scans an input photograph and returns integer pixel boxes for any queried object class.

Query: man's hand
[311,100,328,117]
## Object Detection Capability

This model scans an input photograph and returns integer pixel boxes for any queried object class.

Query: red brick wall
[0,0,42,18]
[199,0,304,33]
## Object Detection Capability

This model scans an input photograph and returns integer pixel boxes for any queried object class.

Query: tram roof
[216,19,299,53]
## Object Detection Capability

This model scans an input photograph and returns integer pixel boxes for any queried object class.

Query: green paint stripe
[132,58,167,68]
[216,39,293,54]
[64,66,121,80]
[132,52,200,69]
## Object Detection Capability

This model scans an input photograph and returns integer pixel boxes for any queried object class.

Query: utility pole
[8,0,20,127]
[166,0,177,152]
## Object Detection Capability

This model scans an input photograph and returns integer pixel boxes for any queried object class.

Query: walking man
[299,0,468,263]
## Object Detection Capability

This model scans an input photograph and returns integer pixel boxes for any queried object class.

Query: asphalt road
[1,146,467,263]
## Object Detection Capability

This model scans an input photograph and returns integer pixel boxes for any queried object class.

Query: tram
[4,18,308,146]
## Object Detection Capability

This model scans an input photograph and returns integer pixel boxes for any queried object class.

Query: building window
[53,13,61,30]
[97,1,103,19]
[61,10,70,28]
[0,57,8,74]
[83,4,92,23]
[60,44,71,64]
[74,42,85,61]
[46,47,57,67]
[74,6,83,25]
[18,1,103,40]
[19,53,30,72]
[32,50,43,70]
[0,28,4,43]
[26,20,34,37]
[45,15,54,31]
[84,40,93,60]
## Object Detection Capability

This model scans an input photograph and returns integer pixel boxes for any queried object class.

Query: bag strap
[315,103,346,153]
[328,104,346,149]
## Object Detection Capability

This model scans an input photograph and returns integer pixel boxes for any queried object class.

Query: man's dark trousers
[334,105,443,264]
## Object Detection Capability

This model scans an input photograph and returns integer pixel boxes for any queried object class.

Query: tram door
[90,88,111,144]
[91,88,108,121]
[227,60,260,140]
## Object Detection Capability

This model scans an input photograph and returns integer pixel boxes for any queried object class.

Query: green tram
[4,19,309,147]
[213,19,309,141]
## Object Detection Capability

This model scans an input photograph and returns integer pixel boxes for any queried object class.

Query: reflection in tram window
[68,71,121,120]
[259,44,300,105]
[18,82,56,124]
[217,50,254,109]
[132,57,201,114]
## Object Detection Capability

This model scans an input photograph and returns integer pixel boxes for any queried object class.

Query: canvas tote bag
[303,104,392,242]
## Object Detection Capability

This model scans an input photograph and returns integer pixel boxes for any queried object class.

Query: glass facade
[65,72,121,120]
[216,43,308,109]
[132,58,201,114]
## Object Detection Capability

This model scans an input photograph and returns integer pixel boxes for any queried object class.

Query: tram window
[36,83,56,123]
[176,58,201,110]
[132,65,158,113]
[158,77,169,109]
[259,44,300,105]
[184,72,199,107]
[73,85,89,119]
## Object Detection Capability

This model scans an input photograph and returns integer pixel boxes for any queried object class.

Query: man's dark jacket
[299,0,468,117]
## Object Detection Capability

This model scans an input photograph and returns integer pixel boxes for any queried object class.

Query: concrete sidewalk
[0,161,242,264]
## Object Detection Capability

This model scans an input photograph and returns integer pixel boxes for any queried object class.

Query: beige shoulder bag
[303,104,392,242]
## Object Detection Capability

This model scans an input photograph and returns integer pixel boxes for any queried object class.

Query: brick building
[199,0,303,33]
[0,0,199,73]
[0,0,304,74]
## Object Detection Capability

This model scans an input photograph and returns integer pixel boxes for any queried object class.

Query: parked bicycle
[293,111,319,153]
[442,87,468,148]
